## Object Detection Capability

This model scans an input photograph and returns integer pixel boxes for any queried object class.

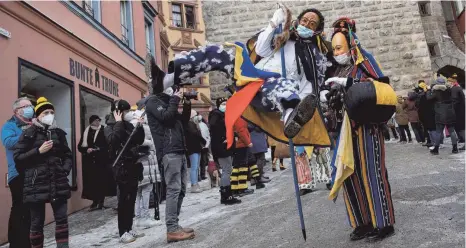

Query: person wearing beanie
[427,77,459,154]
[209,98,242,205]
[185,110,206,193]
[1,97,33,247]
[448,73,465,146]
[104,99,146,243]
[13,97,72,248]
[78,115,113,211]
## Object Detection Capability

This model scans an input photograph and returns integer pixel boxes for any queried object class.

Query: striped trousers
[343,125,395,230]
[230,148,260,193]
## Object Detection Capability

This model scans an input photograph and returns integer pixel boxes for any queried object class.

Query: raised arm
[255,7,286,58]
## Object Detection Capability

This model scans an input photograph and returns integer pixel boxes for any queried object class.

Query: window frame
[454,0,465,17]
[82,0,101,22]
[419,2,431,16]
[171,2,196,30]
[120,0,135,50]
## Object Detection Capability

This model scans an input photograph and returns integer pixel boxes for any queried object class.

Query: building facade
[159,0,213,117]
[0,0,164,243]
[202,0,466,99]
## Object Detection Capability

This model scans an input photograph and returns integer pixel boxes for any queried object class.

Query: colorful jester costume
[325,18,397,240]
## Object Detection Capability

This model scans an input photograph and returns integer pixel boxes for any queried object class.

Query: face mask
[219,105,226,113]
[40,114,54,126]
[334,52,351,65]
[297,25,314,38]
[164,87,174,96]
[123,112,133,122]
[21,106,34,119]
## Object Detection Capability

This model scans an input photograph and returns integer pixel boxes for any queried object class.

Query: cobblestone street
[34,142,465,248]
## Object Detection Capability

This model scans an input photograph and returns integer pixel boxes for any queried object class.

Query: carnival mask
[332,32,351,56]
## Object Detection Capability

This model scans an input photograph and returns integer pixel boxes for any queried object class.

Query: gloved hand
[320,90,329,103]
[271,5,286,27]
[295,146,306,156]
[325,77,348,87]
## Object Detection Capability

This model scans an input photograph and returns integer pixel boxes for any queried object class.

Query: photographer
[104,100,145,244]
[145,62,194,243]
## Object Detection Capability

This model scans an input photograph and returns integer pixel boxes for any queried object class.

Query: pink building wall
[0,0,162,243]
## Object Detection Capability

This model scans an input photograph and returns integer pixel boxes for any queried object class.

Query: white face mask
[40,114,54,126]
[334,52,351,65]
[123,111,134,122]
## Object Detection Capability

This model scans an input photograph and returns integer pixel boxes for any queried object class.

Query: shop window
[82,0,101,22]
[419,2,431,16]
[171,3,196,30]
[19,60,77,189]
[120,0,134,49]
[79,86,112,132]
[172,4,183,27]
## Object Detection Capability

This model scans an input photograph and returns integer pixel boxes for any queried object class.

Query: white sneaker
[120,232,136,243]
[135,218,161,228]
[129,229,145,238]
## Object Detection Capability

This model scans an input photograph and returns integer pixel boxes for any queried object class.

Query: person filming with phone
[13,97,73,248]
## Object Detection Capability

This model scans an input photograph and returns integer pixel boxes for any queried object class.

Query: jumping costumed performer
[324,17,397,242]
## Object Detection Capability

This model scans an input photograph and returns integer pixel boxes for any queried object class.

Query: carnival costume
[325,18,397,241]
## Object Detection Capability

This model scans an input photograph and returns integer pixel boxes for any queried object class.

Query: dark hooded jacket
[14,119,72,203]
[208,109,233,158]
[145,94,191,162]
[415,91,436,130]
[427,84,456,125]
[450,85,465,130]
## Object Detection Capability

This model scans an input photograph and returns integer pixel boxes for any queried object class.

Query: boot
[349,225,373,241]
[167,230,195,243]
[279,163,287,171]
[220,186,242,205]
[430,146,439,155]
[272,164,277,172]
[452,145,459,154]
[284,94,317,138]
[366,226,395,242]
[259,176,271,183]
[255,181,265,189]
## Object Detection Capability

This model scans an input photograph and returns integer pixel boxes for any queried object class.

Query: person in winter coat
[198,117,210,181]
[78,115,113,211]
[248,123,271,184]
[209,98,241,205]
[104,99,145,244]
[1,97,33,248]
[13,97,72,248]
[395,96,412,143]
[448,74,465,145]
[427,77,459,154]
[186,110,206,193]
[403,92,424,143]
[268,136,286,171]
[415,81,436,146]
[129,107,160,229]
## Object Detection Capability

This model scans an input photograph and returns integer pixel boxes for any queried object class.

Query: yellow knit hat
[34,97,54,116]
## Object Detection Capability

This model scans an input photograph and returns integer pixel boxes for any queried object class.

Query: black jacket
[185,121,205,155]
[14,120,72,203]
[415,91,436,130]
[427,84,456,125]
[208,109,233,158]
[451,85,465,130]
[145,94,191,162]
[104,119,144,185]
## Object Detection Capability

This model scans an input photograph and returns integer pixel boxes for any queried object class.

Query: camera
[172,85,199,101]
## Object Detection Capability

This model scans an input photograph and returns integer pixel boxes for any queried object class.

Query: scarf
[81,125,101,148]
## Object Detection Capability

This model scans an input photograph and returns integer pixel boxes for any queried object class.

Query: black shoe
[350,225,373,241]
[284,94,317,138]
[430,146,439,155]
[256,182,265,189]
[452,145,459,154]
[272,167,277,172]
[366,226,395,242]
[299,189,313,196]
[220,187,242,205]
[326,183,332,191]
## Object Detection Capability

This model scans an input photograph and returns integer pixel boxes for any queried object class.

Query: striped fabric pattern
[343,125,395,229]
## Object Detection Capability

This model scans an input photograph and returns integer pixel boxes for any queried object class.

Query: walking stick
[277,15,307,240]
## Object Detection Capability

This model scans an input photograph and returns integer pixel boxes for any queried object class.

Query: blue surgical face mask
[297,25,314,39]
[219,105,226,113]
[21,106,34,119]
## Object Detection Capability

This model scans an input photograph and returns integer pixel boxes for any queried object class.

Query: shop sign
[69,58,119,97]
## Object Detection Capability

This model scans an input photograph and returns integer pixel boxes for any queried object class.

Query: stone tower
[202,0,465,99]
